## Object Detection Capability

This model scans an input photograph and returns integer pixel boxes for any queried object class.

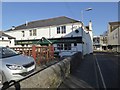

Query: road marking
[94,54,107,89]
[93,56,99,88]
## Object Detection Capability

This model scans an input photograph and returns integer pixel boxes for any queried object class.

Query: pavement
[59,52,120,89]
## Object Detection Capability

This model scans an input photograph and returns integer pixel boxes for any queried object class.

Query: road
[94,52,119,88]
[59,52,120,89]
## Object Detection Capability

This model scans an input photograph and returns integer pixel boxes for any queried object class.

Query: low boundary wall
[20,58,70,88]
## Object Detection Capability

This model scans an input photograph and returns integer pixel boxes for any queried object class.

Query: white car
[0,47,36,85]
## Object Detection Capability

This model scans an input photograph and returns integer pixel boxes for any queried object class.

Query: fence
[10,45,54,65]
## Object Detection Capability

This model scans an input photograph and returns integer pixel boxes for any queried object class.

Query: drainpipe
[49,26,51,38]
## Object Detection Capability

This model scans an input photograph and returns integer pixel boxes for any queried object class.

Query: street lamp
[81,8,92,22]
[81,8,92,55]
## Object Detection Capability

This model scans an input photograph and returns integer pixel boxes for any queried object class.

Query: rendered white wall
[5,22,82,40]
[0,41,9,47]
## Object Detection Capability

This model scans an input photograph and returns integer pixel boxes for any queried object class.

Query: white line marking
[93,56,99,88]
[94,54,107,89]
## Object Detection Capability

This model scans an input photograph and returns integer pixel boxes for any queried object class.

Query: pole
[81,10,83,22]
[118,24,119,52]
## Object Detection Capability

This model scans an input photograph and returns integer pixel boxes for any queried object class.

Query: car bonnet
[1,54,35,66]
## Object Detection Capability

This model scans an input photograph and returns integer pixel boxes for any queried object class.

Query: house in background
[0,31,15,47]
[107,21,120,52]
[93,31,108,51]
[99,31,108,51]
[5,16,93,57]
[93,36,101,51]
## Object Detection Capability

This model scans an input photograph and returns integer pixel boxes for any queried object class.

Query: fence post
[50,45,54,59]
[32,45,36,61]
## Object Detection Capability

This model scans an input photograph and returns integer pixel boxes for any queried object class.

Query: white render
[5,23,82,40]
[0,36,15,47]
[5,18,93,56]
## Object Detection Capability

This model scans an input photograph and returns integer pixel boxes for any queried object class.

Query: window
[61,26,66,34]
[64,43,71,50]
[115,33,118,38]
[57,44,63,50]
[57,26,66,34]
[74,43,77,46]
[29,30,32,36]
[22,31,25,37]
[29,29,37,36]
[2,37,4,40]
[33,29,37,36]
[57,27,60,34]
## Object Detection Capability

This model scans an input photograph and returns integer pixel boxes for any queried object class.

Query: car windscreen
[0,47,19,58]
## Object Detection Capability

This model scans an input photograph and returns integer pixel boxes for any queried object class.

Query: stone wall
[20,58,71,88]
[20,52,83,88]
[70,52,83,73]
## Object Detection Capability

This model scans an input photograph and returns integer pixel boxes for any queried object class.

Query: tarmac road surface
[59,52,120,89]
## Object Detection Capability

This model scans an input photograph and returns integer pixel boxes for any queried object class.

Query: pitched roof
[109,21,120,25]
[6,16,80,32]
[0,31,15,39]
[109,21,120,31]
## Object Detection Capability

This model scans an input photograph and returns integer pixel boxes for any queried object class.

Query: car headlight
[6,64,23,70]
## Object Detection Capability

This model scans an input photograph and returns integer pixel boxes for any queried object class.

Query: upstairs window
[2,37,4,40]
[29,30,32,36]
[22,31,25,37]
[29,29,37,36]
[61,26,66,34]
[33,29,37,36]
[57,27,60,34]
[57,26,66,34]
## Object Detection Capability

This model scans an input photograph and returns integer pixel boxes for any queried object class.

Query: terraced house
[5,16,93,57]
[108,21,120,52]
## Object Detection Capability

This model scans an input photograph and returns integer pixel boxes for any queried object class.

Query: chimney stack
[89,20,92,31]
[25,21,28,26]
[11,26,15,30]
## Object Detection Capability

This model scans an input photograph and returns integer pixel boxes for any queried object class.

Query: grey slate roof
[6,16,80,31]
[0,31,15,39]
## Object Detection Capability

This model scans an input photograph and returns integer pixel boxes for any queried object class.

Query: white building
[5,16,93,56]
[0,31,15,47]
[93,36,101,51]
[93,35,108,51]
[108,21,120,52]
